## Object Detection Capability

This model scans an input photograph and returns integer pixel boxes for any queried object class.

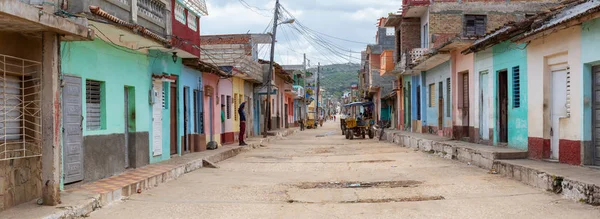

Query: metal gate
[63,75,83,183]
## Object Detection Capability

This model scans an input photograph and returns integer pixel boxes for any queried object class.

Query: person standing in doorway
[238,102,248,146]
[221,104,225,133]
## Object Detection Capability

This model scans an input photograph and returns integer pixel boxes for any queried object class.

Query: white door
[551,70,568,160]
[152,80,163,156]
[479,71,489,140]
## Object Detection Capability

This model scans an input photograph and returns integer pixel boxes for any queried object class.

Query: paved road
[89,121,600,219]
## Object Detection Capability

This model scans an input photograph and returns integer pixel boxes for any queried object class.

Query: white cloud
[201,0,401,65]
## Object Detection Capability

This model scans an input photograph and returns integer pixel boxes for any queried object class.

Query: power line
[237,0,273,17]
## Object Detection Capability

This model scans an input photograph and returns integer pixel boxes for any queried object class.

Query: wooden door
[170,82,178,155]
[462,73,470,128]
[498,70,508,143]
[183,86,189,152]
[592,66,600,165]
[438,81,443,129]
[124,87,130,168]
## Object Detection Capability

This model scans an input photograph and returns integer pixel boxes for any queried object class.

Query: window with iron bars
[0,55,42,160]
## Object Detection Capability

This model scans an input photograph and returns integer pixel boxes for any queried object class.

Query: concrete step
[382,130,528,170]
[493,159,600,205]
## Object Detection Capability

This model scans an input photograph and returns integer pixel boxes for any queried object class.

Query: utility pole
[316,62,320,124]
[263,0,280,138]
[302,53,307,125]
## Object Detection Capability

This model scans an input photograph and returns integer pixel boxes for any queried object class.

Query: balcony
[68,0,169,38]
[395,48,430,74]
[402,0,430,17]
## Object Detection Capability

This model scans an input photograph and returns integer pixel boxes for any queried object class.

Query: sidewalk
[381,129,600,205]
[0,128,298,219]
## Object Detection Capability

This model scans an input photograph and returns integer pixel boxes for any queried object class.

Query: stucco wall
[424,61,451,129]
[202,73,221,145]
[149,50,183,162]
[527,26,581,140]
[493,42,529,150]
[232,77,244,134]
[181,66,203,135]
[474,48,494,141]
[452,50,475,128]
[218,78,233,134]
[61,39,154,180]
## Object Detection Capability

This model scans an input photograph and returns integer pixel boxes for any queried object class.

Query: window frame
[187,12,197,31]
[86,79,105,131]
[175,3,186,25]
[464,15,487,37]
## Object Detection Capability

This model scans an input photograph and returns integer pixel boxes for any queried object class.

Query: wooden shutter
[475,16,486,36]
[465,15,486,36]
[86,80,102,130]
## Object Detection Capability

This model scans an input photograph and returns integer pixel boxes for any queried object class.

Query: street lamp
[263,0,294,138]
[279,19,295,25]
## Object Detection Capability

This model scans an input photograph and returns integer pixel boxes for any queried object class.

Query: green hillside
[308,63,359,99]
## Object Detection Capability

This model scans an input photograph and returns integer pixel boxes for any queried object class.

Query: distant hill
[307,63,359,99]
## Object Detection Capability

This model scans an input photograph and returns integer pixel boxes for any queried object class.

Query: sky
[200,0,403,66]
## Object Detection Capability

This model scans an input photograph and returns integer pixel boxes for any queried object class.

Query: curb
[379,130,600,206]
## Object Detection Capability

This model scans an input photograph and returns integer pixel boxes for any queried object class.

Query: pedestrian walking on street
[238,102,248,146]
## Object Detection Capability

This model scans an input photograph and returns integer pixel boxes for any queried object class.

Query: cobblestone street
[87,122,600,219]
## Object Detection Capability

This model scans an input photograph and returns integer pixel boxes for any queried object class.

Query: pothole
[341,196,445,203]
[350,159,395,163]
[311,147,334,154]
[286,196,444,204]
[316,131,336,137]
[295,180,422,189]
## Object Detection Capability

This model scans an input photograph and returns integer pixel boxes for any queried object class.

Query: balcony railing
[396,48,430,73]
[137,0,166,24]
